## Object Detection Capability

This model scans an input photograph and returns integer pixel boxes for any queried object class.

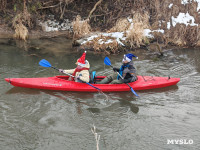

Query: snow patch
[181,0,190,4]
[167,22,171,29]
[81,32,126,46]
[144,29,154,38]
[82,28,166,46]
[39,19,72,32]
[169,3,173,8]
[171,12,198,27]
[127,17,133,23]
[195,0,200,11]
[152,29,165,34]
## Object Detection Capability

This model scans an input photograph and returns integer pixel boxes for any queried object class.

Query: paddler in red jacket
[59,51,90,83]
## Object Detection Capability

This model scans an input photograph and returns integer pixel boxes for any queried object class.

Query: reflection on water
[6,87,139,115]
[1,38,200,149]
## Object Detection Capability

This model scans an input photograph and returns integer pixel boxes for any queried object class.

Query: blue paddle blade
[39,59,52,68]
[104,57,112,66]
[130,87,139,97]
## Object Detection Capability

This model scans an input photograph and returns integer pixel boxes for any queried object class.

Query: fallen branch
[38,3,60,10]
[91,125,100,150]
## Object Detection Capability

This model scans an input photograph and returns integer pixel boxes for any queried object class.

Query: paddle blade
[130,87,139,97]
[39,59,52,68]
[104,57,112,66]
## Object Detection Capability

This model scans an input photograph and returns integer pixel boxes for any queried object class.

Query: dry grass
[165,24,186,46]
[184,26,199,46]
[196,40,200,47]
[126,11,150,48]
[84,35,119,54]
[109,18,130,32]
[13,22,28,41]
[12,1,31,41]
[126,22,145,47]
[0,0,7,12]
[72,15,91,39]
[12,14,29,40]
[107,11,150,48]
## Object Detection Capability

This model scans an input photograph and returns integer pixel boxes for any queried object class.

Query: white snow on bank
[143,29,165,39]
[81,32,126,46]
[82,28,165,46]
[171,12,198,27]
[152,29,165,34]
[169,3,173,8]
[144,29,153,38]
[195,0,200,11]
[81,3,200,47]
[181,0,200,11]
[39,19,72,32]
[167,22,171,29]
[181,0,190,4]
[81,28,167,46]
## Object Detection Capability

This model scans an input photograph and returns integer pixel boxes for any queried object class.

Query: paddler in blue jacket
[99,53,138,84]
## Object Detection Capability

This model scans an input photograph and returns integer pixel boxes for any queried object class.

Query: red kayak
[5,75,180,92]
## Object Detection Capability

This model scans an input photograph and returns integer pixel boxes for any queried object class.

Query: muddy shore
[0,24,72,39]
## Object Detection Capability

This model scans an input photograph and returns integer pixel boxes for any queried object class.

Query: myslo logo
[167,139,193,145]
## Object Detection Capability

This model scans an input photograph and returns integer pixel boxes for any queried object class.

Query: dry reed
[126,11,150,48]
[109,18,130,32]
[72,15,91,39]
[12,14,29,41]
[12,1,31,41]
[84,35,119,54]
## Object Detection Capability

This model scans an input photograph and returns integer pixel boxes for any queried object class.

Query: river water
[0,37,200,150]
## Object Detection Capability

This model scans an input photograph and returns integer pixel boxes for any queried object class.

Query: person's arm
[113,67,120,72]
[63,69,75,74]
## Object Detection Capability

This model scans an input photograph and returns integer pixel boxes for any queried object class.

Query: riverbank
[0,24,72,39]
[0,0,199,54]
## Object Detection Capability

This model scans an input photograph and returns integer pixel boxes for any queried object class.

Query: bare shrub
[196,40,200,47]
[126,22,145,47]
[12,0,32,41]
[166,24,187,46]
[184,26,199,46]
[126,11,150,48]
[12,14,28,40]
[84,35,119,54]
[0,0,7,12]
[14,22,28,41]
[72,15,91,39]
[109,18,130,32]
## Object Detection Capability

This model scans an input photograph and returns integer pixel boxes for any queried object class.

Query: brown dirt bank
[0,24,72,39]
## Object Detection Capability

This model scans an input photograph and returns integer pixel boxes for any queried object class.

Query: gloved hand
[124,73,132,79]
[59,69,64,73]
[113,67,119,72]
[75,76,80,80]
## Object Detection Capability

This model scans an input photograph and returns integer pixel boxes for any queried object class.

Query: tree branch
[87,0,103,20]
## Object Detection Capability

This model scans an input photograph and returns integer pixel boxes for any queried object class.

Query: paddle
[39,59,101,92]
[104,57,139,97]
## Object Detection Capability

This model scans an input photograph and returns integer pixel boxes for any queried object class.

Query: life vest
[117,64,130,80]
[71,66,89,81]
